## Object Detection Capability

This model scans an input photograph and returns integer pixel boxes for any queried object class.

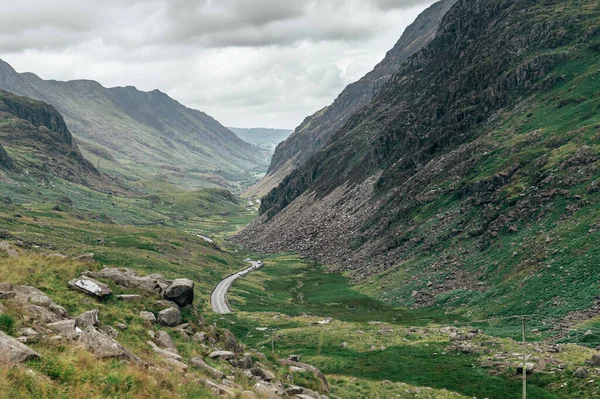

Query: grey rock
[586,354,600,366]
[140,311,156,323]
[0,331,40,366]
[11,285,68,321]
[116,294,141,302]
[574,367,588,378]
[79,326,142,364]
[147,340,183,361]
[164,278,194,307]
[253,381,286,398]
[155,330,177,353]
[73,253,95,262]
[83,268,169,295]
[157,307,182,327]
[208,350,235,361]
[76,309,99,329]
[165,357,188,373]
[516,363,535,375]
[46,319,79,340]
[250,367,276,382]
[190,357,226,380]
[199,378,236,398]
[100,325,119,338]
[223,329,243,353]
[68,277,112,298]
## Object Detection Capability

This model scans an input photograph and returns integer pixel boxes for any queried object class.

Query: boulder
[83,268,169,295]
[586,354,600,366]
[76,309,100,329]
[250,367,276,382]
[147,340,183,361]
[229,353,254,369]
[278,359,330,392]
[516,363,535,375]
[208,351,235,361]
[16,327,41,344]
[79,326,143,365]
[116,295,141,302]
[46,319,79,340]
[223,329,243,353]
[155,330,177,353]
[253,381,286,398]
[574,367,588,378]
[0,331,40,366]
[190,357,226,380]
[73,253,95,262]
[140,311,156,323]
[9,285,67,323]
[164,278,194,307]
[200,378,236,398]
[68,277,112,298]
[165,357,188,373]
[157,307,182,327]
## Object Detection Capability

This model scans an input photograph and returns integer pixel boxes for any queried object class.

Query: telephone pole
[522,317,527,399]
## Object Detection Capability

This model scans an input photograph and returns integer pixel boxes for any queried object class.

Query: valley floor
[0,174,599,398]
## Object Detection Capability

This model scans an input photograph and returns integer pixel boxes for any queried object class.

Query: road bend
[211,261,262,314]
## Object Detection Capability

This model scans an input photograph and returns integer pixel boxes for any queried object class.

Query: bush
[0,314,15,335]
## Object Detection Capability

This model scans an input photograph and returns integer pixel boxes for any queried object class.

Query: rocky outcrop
[0,331,40,366]
[157,307,183,327]
[190,357,226,380]
[246,0,458,197]
[83,268,170,295]
[68,276,112,298]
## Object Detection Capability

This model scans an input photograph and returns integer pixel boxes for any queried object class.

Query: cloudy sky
[1,0,434,129]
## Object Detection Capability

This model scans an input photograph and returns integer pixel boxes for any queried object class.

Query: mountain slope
[235,0,600,320]
[0,61,267,189]
[0,89,111,187]
[229,127,292,148]
[244,0,457,198]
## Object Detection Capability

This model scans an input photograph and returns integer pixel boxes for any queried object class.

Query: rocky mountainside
[0,89,115,188]
[244,0,457,198]
[0,61,267,189]
[235,0,600,319]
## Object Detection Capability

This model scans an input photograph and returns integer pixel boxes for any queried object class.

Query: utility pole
[522,318,527,399]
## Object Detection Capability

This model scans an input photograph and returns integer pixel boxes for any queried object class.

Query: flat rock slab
[190,357,225,380]
[47,319,80,340]
[68,277,112,298]
[0,331,40,366]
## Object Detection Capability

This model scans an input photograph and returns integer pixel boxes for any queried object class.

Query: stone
[11,285,68,320]
[76,309,100,329]
[79,327,143,364]
[16,327,41,344]
[68,277,112,298]
[140,311,156,323]
[200,378,236,398]
[288,354,302,362]
[229,353,254,370]
[46,319,79,340]
[516,363,535,375]
[586,354,600,366]
[573,367,588,378]
[164,278,194,307]
[165,357,188,373]
[0,242,18,258]
[286,385,304,395]
[278,359,330,392]
[190,357,225,380]
[253,381,286,399]
[155,330,177,353]
[289,366,307,373]
[83,268,169,295]
[223,329,243,353]
[208,351,235,361]
[101,325,119,338]
[0,331,40,366]
[157,307,182,327]
[147,340,183,361]
[250,367,276,381]
[116,323,127,330]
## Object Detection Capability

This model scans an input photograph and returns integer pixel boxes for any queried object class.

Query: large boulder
[147,340,183,361]
[164,278,194,307]
[157,307,182,327]
[79,326,143,365]
[68,276,112,299]
[586,354,600,366]
[139,311,156,324]
[8,285,67,323]
[278,359,330,392]
[0,331,40,366]
[76,309,100,329]
[190,357,225,380]
[0,242,18,258]
[46,319,79,340]
[155,330,177,353]
[208,350,235,361]
[223,329,243,353]
[253,381,286,399]
[250,366,276,382]
[83,268,170,295]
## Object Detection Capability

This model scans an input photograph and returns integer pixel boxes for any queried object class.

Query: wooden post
[271,328,275,353]
[522,318,527,399]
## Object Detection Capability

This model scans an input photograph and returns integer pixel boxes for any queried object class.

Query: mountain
[0,61,267,190]
[0,89,114,188]
[235,0,600,319]
[229,127,292,148]
[244,0,457,198]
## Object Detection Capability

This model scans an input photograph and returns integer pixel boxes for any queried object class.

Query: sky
[0,0,435,129]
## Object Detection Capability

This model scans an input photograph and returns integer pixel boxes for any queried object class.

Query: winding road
[211,261,262,314]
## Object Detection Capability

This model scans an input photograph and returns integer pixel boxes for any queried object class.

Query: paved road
[211,261,262,314]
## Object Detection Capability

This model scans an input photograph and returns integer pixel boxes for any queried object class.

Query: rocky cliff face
[235,0,600,318]
[244,0,457,198]
[0,61,267,189]
[0,89,106,185]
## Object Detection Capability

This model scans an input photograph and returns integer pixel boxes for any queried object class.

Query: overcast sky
[0,0,434,129]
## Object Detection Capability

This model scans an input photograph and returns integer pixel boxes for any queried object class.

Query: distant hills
[0,60,267,190]
[244,0,457,198]
[228,127,292,148]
